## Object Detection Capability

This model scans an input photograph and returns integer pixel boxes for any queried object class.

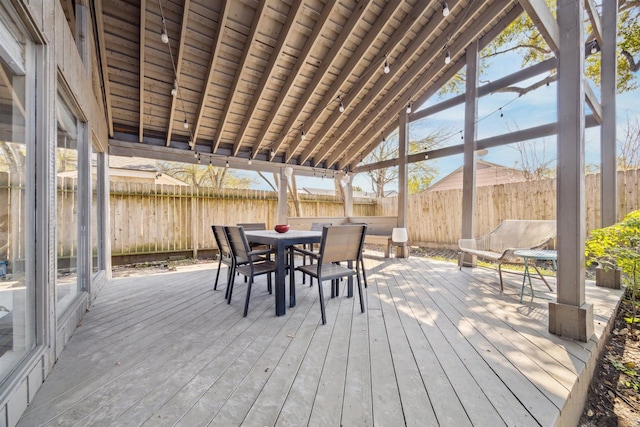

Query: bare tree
[618,114,640,170]
[361,129,442,197]
[510,139,556,180]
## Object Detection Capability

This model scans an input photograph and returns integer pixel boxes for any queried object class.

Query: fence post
[191,187,198,259]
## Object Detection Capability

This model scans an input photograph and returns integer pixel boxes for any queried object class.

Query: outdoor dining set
[211,223,368,324]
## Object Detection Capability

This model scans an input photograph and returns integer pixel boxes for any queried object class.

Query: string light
[442,2,450,17]
[183,118,189,129]
[171,80,177,96]
[301,129,306,141]
[161,27,169,43]
[248,158,252,165]
[500,108,504,118]
[225,158,229,168]
[383,55,390,74]
[445,50,451,64]
[406,102,412,114]
[270,148,275,158]
[338,96,345,113]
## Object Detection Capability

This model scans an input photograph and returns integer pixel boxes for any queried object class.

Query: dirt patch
[579,291,640,426]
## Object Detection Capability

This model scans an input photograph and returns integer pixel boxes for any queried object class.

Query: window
[56,91,83,314]
[0,0,36,380]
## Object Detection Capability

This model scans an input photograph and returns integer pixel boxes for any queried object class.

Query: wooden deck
[18,253,622,426]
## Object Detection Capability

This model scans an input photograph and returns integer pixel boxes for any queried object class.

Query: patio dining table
[245,229,322,316]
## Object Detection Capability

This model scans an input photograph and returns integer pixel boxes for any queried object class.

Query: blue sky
[242,50,639,193]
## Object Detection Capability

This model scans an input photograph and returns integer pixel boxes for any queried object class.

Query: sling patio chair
[224,225,277,317]
[211,225,235,299]
[292,224,367,325]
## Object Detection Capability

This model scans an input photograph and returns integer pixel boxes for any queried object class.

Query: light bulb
[161,29,169,44]
[225,160,229,168]
[339,101,345,113]
[270,149,275,158]
[445,50,451,64]
[301,130,306,141]
[406,103,412,114]
[183,119,189,129]
[384,60,390,74]
[171,81,177,96]
[590,41,598,54]
[248,158,252,165]
[442,2,450,17]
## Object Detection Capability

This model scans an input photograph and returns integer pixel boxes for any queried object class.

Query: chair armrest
[248,248,276,258]
[291,247,319,259]
[458,239,478,250]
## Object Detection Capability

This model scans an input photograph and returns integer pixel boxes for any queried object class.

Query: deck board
[17,254,623,427]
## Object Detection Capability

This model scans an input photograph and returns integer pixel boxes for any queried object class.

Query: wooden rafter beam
[191,0,230,151]
[325,0,511,170]
[231,0,305,156]
[0,64,26,118]
[248,1,338,159]
[93,0,114,137]
[212,1,269,153]
[584,0,603,46]
[518,0,602,123]
[352,115,600,173]
[337,1,516,170]
[275,0,378,162]
[303,0,462,168]
[166,0,191,147]
[165,0,191,147]
[139,0,146,143]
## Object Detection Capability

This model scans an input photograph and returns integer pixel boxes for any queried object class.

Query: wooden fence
[378,169,640,247]
[2,169,639,262]
[108,183,377,257]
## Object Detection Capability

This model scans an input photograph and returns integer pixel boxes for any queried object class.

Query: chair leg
[498,263,504,292]
[360,258,368,288]
[356,271,365,313]
[267,273,272,294]
[214,257,223,290]
[224,265,233,300]
[243,277,253,317]
[318,279,327,325]
[226,264,236,303]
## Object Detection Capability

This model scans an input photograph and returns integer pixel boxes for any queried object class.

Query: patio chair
[238,222,270,253]
[211,225,235,299]
[224,225,277,317]
[300,222,332,286]
[293,225,367,325]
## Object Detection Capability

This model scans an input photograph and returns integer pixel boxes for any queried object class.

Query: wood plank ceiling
[99,0,521,173]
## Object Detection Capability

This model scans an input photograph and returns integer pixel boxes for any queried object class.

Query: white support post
[397,110,409,257]
[277,168,288,225]
[460,41,479,267]
[600,0,617,227]
[99,152,112,278]
[344,180,353,217]
[549,0,593,341]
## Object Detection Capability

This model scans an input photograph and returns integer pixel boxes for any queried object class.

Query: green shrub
[585,210,640,280]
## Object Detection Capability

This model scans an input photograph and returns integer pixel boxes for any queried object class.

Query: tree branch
[494,74,557,96]
[622,50,640,72]
[484,44,551,59]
